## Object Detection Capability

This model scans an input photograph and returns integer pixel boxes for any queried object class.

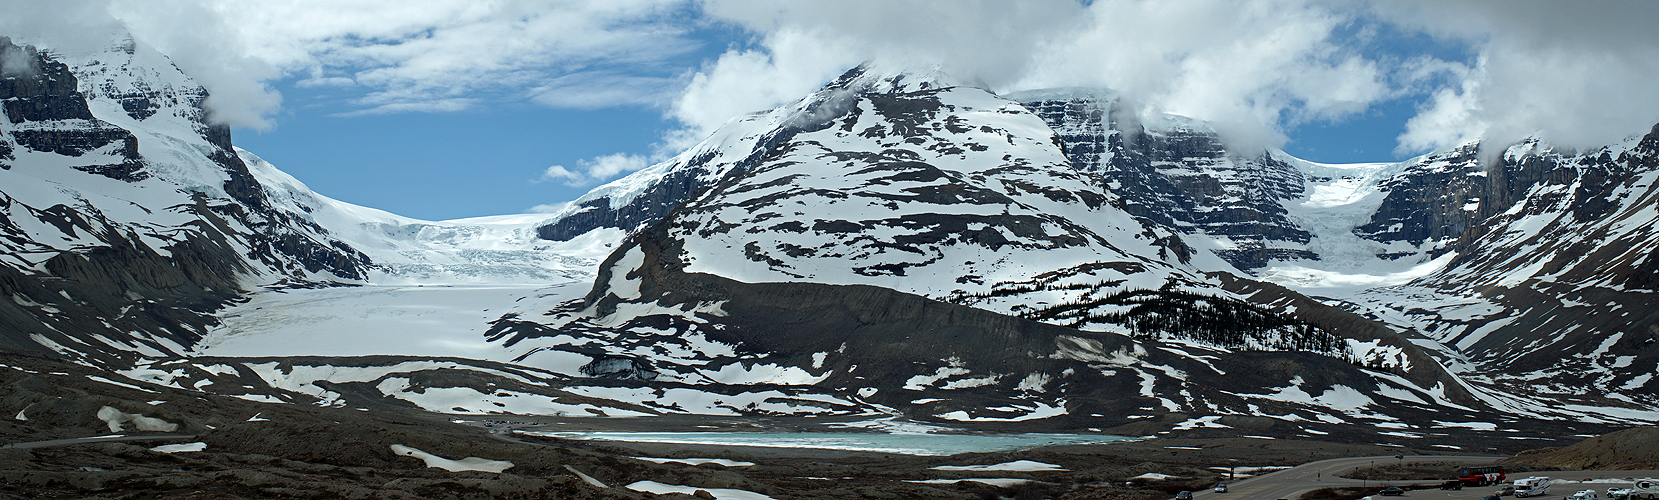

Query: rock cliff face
[1,37,145,181]
[1013,90,1314,270]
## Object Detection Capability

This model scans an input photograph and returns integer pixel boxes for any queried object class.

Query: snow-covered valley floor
[194,284,565,359]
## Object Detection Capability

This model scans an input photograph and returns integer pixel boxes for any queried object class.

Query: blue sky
[12,0,1659,221]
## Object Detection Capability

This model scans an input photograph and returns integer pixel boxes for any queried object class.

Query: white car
[1569,490,1600,500]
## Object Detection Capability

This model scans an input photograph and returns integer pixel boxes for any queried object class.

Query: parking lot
[1189,455,1659,500]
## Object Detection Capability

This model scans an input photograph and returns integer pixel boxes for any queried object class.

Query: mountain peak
[824,62,989,96]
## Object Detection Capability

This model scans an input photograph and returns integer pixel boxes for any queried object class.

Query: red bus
[1457,466,1506,486]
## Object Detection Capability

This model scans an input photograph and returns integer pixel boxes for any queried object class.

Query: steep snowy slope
[1330,133,1659,412]
[0,35,375,366]
[1010,88,1659,415]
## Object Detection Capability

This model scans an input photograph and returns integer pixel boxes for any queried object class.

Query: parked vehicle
[1457,465,1507,486]
[1568,489,1600,500]
[1512,476,1551,497]
[1498,485,1514,495]
[1174,491,1192,500]
[1380,486,1404,496]
[1629,478,1659,499]
[1441,480,1465,490]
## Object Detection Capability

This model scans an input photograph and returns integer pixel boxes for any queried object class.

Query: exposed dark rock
[1354,144,1484,249]
[579,356,661,381]
[0,222,242,366]
[0,38,96,123]
[0,37,149,182]
[10,127,137,158]
[1212,247,1320,271]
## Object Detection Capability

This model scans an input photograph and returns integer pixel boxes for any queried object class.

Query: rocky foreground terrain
[2,349,1649,500]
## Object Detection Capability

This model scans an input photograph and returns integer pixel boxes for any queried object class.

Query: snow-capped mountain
[1011,87,1659,416]
[505,65,1657,426]
[3,31,1654,442]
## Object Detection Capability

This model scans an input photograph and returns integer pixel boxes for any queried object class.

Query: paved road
[1189,455,1659,500]
[0,434,197,450]
[1191,455,1502,500]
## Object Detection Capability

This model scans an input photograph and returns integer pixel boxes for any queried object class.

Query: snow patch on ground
[625,480,776,500]
[389,444,513,473]
[95,406,177,433]
[934,401,1067,422]
[908,478,1035,487]
[931,460,1066,472]
[150,442,206,453]
[632,457,755,467]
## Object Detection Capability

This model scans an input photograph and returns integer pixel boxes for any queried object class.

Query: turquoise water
[525,431,1133,455]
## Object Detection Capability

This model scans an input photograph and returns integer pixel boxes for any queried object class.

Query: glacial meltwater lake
[525,431,1134,456]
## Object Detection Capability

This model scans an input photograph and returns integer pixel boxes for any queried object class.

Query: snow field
[195,284,553,359]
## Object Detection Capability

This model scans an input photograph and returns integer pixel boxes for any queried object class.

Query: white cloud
[296,76,355,88]
[669,29,864,145]
[682,0,1392,154]
[331,97,476,117]
[1034,0,1391,150]
[3,0,699,127]
[1376,0,1659,154]
[675,0,1659,158]
[538,153,652,186]
[7,0,1657,160]
[530,72,679,109]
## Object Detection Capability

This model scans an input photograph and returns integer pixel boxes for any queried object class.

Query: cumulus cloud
[679,0,1394,154]
[1376,0,1659,154]
[1021,0,1391,152]
[673,0,1082,140]
[7,0,1657,166]
[106,0,285,129]
[538,153,652,187]
[2,0,698,128]
[679,0,1659,159]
